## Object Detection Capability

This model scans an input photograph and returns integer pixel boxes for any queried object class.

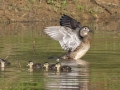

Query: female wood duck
[44,14,93,60]
[55,62,71,72]
[27,61,43,69]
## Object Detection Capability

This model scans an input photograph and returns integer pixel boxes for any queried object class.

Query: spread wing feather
[44,26,81,51]
[60,14,82,30]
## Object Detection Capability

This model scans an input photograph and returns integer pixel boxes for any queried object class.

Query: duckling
[43,62,56,71]
[44,14,93,60]
[43,62,49,71]
[27,61,43,69]
[49,63,56,70]
[0,59,6,68]
[55,62,72,72]
[0,58,10,66]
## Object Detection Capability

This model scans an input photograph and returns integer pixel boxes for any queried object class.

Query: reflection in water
[44,59,89,90]
[0,20,120,89]
[1,67,5,71]
[28,68,33,73]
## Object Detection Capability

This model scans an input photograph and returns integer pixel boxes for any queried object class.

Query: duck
[43,62,56,71]
[43,62,49,71]
[44,14,93,60]
[27,61,43,69]
[0,59,6,68]
[0,58,10,66]
[55,62,72,72]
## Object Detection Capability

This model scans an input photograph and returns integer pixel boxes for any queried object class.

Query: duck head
[27,61,34,69]
[80,26,93,38]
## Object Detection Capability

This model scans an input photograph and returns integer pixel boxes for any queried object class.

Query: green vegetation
[1,0,116,22]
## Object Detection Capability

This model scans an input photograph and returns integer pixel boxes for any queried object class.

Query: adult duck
[44,14,93,60]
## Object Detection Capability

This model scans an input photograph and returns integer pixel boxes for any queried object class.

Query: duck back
[33,63,43,69]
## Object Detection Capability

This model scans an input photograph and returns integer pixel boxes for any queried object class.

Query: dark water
[0,19,120,90]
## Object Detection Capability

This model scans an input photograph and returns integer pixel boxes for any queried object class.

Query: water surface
[0,19,120,90]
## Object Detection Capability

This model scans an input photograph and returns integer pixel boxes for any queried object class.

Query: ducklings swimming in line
[43,62,72,72]
[27,60,72,73]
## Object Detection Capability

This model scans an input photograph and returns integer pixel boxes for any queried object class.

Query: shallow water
[0,19,120,90]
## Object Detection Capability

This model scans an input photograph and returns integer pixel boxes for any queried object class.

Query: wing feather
[60,14,82,30]
[44,26,81,51]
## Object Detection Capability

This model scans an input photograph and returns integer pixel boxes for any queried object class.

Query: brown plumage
[44,15,93,60]
[27,61,43,69]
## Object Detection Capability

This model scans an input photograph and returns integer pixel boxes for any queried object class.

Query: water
[0,19,120,90]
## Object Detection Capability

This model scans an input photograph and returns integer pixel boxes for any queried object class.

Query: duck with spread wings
[44,15,93,60]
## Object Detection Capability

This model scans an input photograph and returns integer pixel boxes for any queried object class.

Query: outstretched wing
[60,14,82,30]
[44,26,81,51]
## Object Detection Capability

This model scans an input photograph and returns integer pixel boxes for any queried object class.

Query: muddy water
[0,19,120,90]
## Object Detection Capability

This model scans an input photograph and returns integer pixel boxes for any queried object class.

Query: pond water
[0,19,120,90]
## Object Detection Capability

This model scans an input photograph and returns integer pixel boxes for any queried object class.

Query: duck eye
[84,27,86,29]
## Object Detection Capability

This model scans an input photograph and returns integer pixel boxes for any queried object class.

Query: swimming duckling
[0,59,6,68]
[55,62,72,72]
[27,61,43,69]
[0,59,10,66]
[43,62,49,71]
[43,62,56,71]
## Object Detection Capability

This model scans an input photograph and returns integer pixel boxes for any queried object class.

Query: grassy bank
[0,0,119,22]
